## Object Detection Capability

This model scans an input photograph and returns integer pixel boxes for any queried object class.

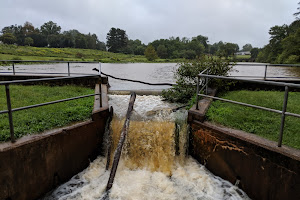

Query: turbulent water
[42,95,250,200]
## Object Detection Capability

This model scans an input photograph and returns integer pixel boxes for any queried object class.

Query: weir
[3,61,299,199]
[42,94,249,200]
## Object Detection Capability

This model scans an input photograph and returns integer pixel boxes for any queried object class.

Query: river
[0,62,300,90]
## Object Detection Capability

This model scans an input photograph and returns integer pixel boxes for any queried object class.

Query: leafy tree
[48,34,61,48]
[242,43,253,51]
[209,41,223,55]
[0,33,17,44]
[157,44,168,58]
[218,42,239,58]
[106,27,128,53]
[23,22,35,37]
[188,39,205,56]
[1,25,24,45]
[134,45,146,55]
[40,21,61,36]
[250,48,259,61]
[144,45,158,61]
[75,34,87,49]
[30,32,47,47]
[162,57,231,103]
[60,33,74,48]
[41,21,61,46]
[126,39,146,55]
[24,37,34,46]
[183,50,197,59]
[86,33,99,49]
[193,35,209,52]
[96,41,106,51]
[279,28,300,63]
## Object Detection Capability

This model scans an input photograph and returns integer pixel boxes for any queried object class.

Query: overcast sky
[0,0,298,48]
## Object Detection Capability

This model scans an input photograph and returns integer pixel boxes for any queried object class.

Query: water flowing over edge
[41,95,250,200]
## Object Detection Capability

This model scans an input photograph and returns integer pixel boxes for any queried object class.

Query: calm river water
[1,62,299,90]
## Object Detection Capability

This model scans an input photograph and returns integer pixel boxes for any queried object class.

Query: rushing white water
[42,157,249,200]
[42,95,250,200]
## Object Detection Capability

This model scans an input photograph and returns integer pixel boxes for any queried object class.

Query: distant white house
[235,51,251,56]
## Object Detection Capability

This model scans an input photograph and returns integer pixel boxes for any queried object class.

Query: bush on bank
[161,56,232,103]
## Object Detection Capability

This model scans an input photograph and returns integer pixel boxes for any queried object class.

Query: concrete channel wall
[188,99,300,200]
[0,83,110,200]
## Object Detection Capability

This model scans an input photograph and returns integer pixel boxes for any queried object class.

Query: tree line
[0,21,259,62]
[1,12,299,64]
[0,21,106,50]
[252,2,300,64]
[256,19,300,64]
[0,21,248,60]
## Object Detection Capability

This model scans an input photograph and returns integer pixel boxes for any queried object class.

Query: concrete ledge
[188,88,217,123]
[108,90,163,95]
[189,120,300,200]
[0,75,108,88]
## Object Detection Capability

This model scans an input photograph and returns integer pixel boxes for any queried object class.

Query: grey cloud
[0,0,298,48]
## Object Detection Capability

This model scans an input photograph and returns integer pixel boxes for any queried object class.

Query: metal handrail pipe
[0,71,97,76]
[228,76,300,79]
[198,93,284,115]
[200,68,209,74]
[0,93,100,115]
[228,63,300,67]
[285,112,300,118]
[0,60,99,63]
[198,74,300,89]
[0,75,99,85]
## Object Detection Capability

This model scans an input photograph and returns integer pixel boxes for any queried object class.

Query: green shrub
[284,55,299,64]
[161,56,232,103]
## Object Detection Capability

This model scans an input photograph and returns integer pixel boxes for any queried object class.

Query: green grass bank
[206,90,300,149]
[0,85,95,141]
[0,44,182,63]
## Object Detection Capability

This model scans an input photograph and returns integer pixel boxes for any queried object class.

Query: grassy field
[0,44,181,64]
[206,90,300,149]
[0,85,95,141]
[235,55,251,59]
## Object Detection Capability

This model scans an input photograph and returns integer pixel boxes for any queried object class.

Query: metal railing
[0,60,101,76]
[228,63,300,80]
[0,74,102,143]
[196,73,300,147]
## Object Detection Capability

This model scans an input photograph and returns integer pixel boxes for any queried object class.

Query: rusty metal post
[264,65,268,80]
[98,62,102,107]
[12,63,15,75]
[99,76,102,107]
[67,62,70,76]
[196,76,200,110]
[278,86,289,147]
[5,84,15,142]
[99,62,102,75]
[206,69,208,95]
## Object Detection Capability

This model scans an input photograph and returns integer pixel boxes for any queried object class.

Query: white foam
[41,95,250,200]
[42,157,250,200]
